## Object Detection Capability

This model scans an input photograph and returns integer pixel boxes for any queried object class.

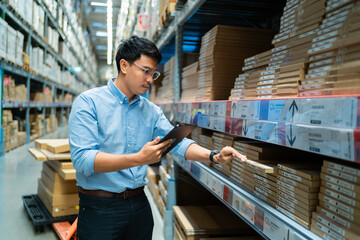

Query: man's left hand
[214,146,247,164]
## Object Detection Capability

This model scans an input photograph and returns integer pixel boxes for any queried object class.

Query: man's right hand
[137,137,172,165]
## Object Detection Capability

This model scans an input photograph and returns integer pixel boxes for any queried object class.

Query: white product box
[24,0,33,25]
[6,25,17,63]
[15,31,24,66]
[0,17,8,59]
[32,2,39,32]
[16,0,25,19]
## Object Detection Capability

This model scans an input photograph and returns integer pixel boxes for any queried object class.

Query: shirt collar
[108,78,141,105]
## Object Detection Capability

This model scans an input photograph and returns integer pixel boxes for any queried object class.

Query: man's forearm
[94,152,140,173]
[184,143,211,162]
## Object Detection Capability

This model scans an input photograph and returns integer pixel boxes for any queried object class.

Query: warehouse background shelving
[139,0,360,240]
[0,0,99,154]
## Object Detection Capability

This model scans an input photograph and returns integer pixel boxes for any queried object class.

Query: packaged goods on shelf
[24,0,33,25]
[15,84,28,101]
[230,0,327,99]
[30,114,45,139]
[3,75,15,100]
[156,56,175,103]
[47,26,59,52]
[46,115,57,133]
[15,31,24,66]
[276,163,321,229]
[173,205,258,239]
[197,25,274,101]
[30,47,44,75]
[6,24,16,64]
[312,160,360,239]
[0,17,7,59]
[180,62,199,102]
[301,1,360,96]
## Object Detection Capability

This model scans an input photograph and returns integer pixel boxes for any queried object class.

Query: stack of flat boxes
[212,132,235,177]
[180,61,199,102]
[311,160,360,239]
[46,115,56,133]
[301,1,360,96]
[155,56,175,103]
[229,50,273,100]
[3,76,16,100]
[147,166,160,211]
[232,141,282,205]
[270,0,326,98]
[38,162,78,217]
[157,164,170,217]
[276,163,321,229]
[197,25,274,101]
[30,114,45,139]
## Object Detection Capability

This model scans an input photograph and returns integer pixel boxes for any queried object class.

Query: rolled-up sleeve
[69,94,99,176]
[153,107,195,160]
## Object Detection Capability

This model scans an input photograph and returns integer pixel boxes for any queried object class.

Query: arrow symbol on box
[289,100,298,119]
[287,124,296,146]
[243,120,248,136]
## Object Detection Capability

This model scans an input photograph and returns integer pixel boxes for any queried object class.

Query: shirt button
[135,178,137,182]
[120,101,123,104]
[127,126,130,129]
[128,144,130,147]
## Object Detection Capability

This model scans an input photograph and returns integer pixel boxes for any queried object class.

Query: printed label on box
[231,101,260,120]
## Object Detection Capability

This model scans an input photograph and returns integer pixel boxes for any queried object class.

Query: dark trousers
[77,191,154,240]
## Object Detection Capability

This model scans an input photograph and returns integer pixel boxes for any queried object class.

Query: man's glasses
[129,61,161,80]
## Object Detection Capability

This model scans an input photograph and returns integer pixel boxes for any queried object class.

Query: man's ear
[119,59,128,74]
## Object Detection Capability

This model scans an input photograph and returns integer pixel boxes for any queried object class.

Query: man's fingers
[157,139,173,149]
[149,137,160,145]
[233,152,247,162]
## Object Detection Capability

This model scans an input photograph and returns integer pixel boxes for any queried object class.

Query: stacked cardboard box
[2,110,22,152]
[311,160,360,239]
[6,24,16,64]
[270,0,326,97]
[46,115,56,133]
[301,1,360,96]
[173,205,257,240]
[3,75,16,100]
[64,93,73,105]
[276,163,321,229]
[157,164,170,216]
[197,25,274,101]
[15,30,24,66]
[30,114,45,139]
[212,132,235,177]
[155,56,175,103]
[180,61,199,102]
[32,139,78,217]
[15,84,28,101]
[229,50,273,100]
[232,141,281,205]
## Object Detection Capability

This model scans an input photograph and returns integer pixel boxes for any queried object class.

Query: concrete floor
[0,126,164,240]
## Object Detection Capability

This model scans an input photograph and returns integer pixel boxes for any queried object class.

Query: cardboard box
[321,186,360,209]
[324,160,360,176]
[277,184,318,200]
[317,206,360,234]
[322,166,360,184]
[311,220,346,240]
[277,169,318,186]
[0,17,7,59]
[321,172,360,193]
[276,205,310,229]
[322,180,359,199]
[41,166,77,194]
[313,212,360,239]
[37,179,78,217]
[319,193,360,220]
[277,175,320,191]
[6,25,16,63]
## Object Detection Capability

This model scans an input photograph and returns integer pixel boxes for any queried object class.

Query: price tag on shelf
[210,176,223,198]
[288,230,307,240]
[137,14,149,31]
[263,212,289,240]
[43,87,50,94]
[3,78,10,86]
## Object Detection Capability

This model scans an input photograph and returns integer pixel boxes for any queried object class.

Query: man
[69,36,246,240]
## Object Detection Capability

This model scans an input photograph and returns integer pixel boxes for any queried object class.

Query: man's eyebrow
[143,65,157,70]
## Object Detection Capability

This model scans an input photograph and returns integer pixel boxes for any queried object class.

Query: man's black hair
[115,36,162,73]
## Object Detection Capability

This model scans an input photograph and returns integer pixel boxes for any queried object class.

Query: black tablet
[158,124,196,157]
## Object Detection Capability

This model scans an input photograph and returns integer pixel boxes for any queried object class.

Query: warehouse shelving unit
[151,1,360,240]
[0,0,95,154]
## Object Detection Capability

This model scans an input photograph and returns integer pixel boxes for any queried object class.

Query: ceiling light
[107,0,113,65]
[91,2,107,7]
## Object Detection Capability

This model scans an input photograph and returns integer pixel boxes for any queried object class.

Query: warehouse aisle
[0,126,164,240]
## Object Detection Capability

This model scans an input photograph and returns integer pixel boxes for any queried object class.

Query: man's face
[123,54,158,96]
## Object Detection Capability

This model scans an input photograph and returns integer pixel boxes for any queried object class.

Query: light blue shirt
[69,79,194,192]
